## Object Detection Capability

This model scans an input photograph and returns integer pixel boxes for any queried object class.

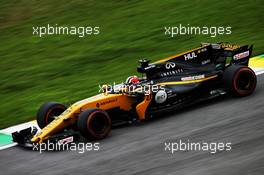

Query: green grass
[0,0,263,128]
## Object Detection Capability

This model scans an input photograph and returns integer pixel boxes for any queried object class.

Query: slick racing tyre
[78,108,111,140]
[223,65,257,96]
[36,102,66,129]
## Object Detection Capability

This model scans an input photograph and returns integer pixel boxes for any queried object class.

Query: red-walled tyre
[78,108,111,140]
[223,65,257,97]
[36,102,66,129]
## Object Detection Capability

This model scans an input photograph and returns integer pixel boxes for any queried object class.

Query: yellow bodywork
[136,94,152,120]
[30,74,217,143]
[31,93,145,143]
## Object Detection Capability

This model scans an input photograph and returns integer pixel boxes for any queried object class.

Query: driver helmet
[125,75,140,84]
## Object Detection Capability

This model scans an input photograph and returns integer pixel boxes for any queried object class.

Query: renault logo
[165,62,176,69]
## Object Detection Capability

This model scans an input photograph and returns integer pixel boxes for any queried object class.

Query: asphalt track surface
[1,75,264,175]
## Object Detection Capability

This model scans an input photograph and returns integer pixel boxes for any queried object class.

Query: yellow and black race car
[12,43,257,147]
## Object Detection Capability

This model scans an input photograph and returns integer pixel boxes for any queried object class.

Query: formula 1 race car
[12,43,257,147]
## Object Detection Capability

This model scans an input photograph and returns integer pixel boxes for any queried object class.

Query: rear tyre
[36,102,66,129]
[77,108,111,140]
[223,65,257,96]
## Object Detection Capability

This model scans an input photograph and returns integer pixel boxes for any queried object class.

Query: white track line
[0,143,17,151]
[254,69,264,75]
[1,120,39,135]
[0,121,38,151]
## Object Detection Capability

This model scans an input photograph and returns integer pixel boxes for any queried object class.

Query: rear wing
[202,43,253,66]
[227,44,253,66]
[137,43,253,79]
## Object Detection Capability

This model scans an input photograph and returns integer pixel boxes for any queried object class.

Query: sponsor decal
[221,43,240,50]
[184,52,197,61]
[58,136,74,145]
[201,48,207,52]
[155,90,167,104]
[211,44,221,49]
[233,51,249,60]
[197,48,207,53]
[100,98,118,106]
[160,69,183,77]
[165,62,176,69]
[167,91,177,99]
[201,59,211,65]
[181,74,205,81]
[144,64,156,70]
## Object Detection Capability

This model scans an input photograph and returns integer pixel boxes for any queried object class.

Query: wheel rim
[234,69,256,95]
[87,111,110,137]
[45,107,65,124]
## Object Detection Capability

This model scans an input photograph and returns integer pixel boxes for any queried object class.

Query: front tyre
[36,102,66,129]
[223,65,257,96]
[77,108,111,140]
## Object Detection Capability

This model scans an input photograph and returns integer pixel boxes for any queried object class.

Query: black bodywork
[136,43,253,115]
